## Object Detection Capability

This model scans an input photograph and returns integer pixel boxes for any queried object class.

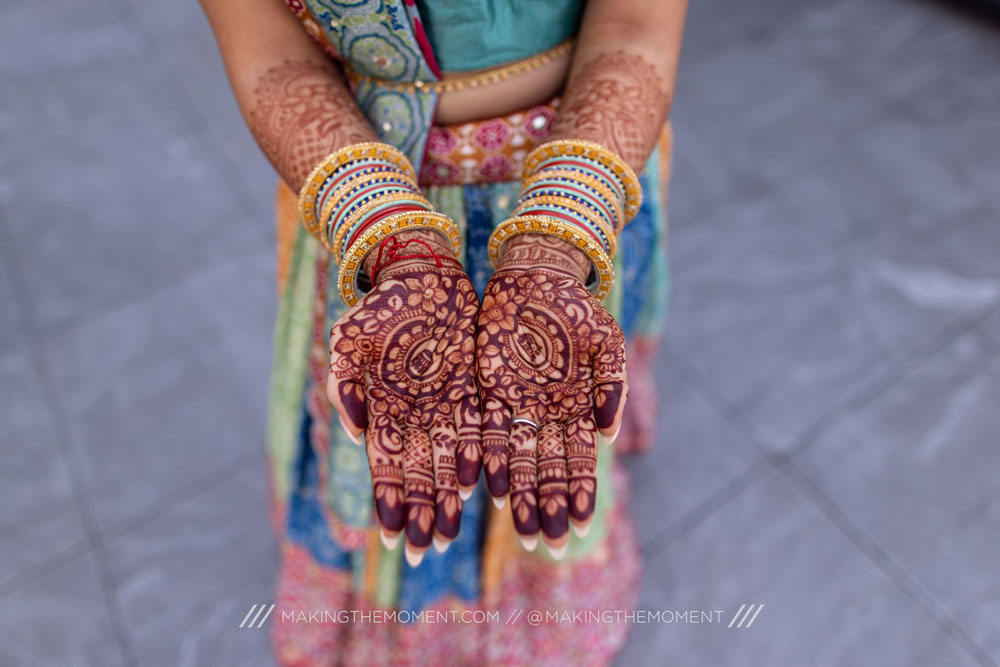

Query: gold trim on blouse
[342,39,575,95]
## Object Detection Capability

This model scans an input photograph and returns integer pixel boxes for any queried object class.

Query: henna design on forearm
[328,257,480,564]
[477,235,627,556]
[249,59,374,190]
[549,50,671,171]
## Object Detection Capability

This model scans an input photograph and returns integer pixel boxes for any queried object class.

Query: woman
[201,0,686,663]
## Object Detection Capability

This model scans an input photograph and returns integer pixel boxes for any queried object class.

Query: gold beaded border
[297,142,417,242]
[343,39,574,95]
[487,215,615,301]
[522,139,642,223]
[337,211,462,306]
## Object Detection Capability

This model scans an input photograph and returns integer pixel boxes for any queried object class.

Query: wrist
[362,229,458,282]
[497,234,591,284]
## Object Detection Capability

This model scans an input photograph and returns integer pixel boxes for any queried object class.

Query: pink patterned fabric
[270,465,641,666]
[420,99,561,186]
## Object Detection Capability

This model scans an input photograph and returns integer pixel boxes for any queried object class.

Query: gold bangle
[297,142,417,241]
[512,194,617,257]
[337,211,462,306]
[328,190,433,263]
[342,39,575,96]
[315,172,419,254]
[522,139,642,223]
[520,168,625,229]
[488,215,615,301]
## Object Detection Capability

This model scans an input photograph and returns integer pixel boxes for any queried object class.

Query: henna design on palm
[476,234,627,558]
[327,232,481,566]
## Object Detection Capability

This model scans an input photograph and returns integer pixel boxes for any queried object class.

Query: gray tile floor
[0,0,997,665]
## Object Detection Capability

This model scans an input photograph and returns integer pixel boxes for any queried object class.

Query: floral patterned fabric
[421,100,561,186]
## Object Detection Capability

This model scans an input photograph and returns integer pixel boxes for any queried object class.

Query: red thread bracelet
[370,235,461,283]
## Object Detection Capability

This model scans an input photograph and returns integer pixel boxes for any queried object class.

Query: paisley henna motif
[476,234,627,557]
[327,232,481,565]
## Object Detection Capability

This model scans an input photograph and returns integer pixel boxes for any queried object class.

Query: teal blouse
[416,0,584,72]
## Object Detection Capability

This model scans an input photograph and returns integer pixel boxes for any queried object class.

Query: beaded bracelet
[298,143,417,245]
[522,139,642,224]
[520,169,624,231]
[512,195,617,258]
[299,142,463,306]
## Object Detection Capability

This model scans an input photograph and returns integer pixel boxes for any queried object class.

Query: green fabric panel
[416,0,584,72]
[267,229,318,505]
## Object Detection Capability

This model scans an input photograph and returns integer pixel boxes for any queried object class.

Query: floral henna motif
[327,232,481,566]
[476,234,627,557]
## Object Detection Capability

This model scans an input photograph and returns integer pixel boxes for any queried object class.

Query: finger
[592,315,628,442]
[455,392,482,499]
[565,411,599,537]
[402,426,435,567]
[537,422,569,559]
[508,421,540,551]
[327,317,368,442]
[365,414,405,543]
[481,397,511,506]
[429,419,462,553]
[593,381,628,444]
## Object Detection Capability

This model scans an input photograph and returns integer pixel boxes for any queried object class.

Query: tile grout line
[0,219,138,665]
[783,302,1000,459]
[639,454,778,558]
[774,455,997,667]
[17,241,271,344]
[102,0,274,248]
[0,448,266,603]
[99,448,267,545]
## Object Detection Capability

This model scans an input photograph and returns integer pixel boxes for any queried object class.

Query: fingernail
[433,535,451,554]
[458,487,473,501]
[572,522,591,538]
[405,544,425,567]
[520,535,538,552]
[380,527,400,550]
[491,495,506,510]
[604,424,622,447]
[339,415,362,446]
[546,542,567,560]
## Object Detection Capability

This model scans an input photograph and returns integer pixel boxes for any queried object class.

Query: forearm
[200,0,375,191]
[548,0,688,172]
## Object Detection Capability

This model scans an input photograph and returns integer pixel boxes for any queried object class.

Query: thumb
[593,380,627,444]
[592,315,627,444]
[326,318,368,443]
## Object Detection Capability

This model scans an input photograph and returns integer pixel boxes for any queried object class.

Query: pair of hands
[326,232,627,564]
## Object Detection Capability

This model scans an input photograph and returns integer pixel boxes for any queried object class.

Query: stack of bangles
[488,139,642,301]
[297,142,462,305]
